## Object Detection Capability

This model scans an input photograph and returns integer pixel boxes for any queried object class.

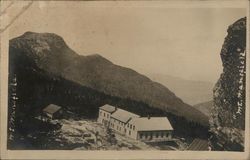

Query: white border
[0,1,249,159]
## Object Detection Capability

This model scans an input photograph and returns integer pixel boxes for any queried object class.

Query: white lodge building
[97,104,173,141]
[97,104,116,126]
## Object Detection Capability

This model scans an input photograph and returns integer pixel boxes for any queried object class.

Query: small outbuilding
[43,104,63,119]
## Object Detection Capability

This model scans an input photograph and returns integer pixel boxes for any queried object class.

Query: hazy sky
[8,1,246,83]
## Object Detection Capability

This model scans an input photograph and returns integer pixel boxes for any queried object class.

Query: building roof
[111,108,140,123]
[43,104,62,114]
[99,104,117,113]
[129,117,173,131]
[187,138,208,151]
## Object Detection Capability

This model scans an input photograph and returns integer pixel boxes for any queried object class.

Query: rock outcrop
[210,17,246,151]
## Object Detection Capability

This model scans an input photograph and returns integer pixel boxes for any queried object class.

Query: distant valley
[146,73,214,105]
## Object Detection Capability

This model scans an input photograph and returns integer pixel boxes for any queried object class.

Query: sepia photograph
[0,0,249,159]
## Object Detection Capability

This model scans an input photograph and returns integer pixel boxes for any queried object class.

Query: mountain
[146,74,214,105]
[193,101,213,117]
[9,32,209,138]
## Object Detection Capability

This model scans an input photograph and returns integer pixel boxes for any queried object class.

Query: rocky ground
[53,118,155,150]
[15,111,190,150]
[45,117,184,150]
[10,109,192,150]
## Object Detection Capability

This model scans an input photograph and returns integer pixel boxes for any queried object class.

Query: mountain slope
[193,101,213,117]
[147,74,214,105]
[9,32,208,127]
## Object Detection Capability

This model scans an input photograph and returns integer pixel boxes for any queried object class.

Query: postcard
[0,0,249,159]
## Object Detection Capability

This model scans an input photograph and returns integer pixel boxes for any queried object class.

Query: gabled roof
[129,117,173,131]
[43,104,62,114]
[99,104,116,113]
[111,108,139,123]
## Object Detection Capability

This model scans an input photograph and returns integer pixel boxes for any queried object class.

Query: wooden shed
[43,104,63,119]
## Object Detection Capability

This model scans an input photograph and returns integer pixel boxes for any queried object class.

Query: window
[129,131,131,135]
[130,124,132,129]
[104,112,105,117]
[107,114,109,118]
[166,132,169,137]
[127,123,129,127]
[161,132,164,138]
[133,125,135,130]
[145,133,148,139]
[156,133,159,138]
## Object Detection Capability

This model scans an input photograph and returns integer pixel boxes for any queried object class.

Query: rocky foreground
[14,111,188,150]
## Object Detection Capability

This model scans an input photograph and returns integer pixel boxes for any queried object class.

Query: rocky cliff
[210,17,246,151]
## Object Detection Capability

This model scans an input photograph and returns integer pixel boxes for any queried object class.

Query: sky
[7,1,247,83]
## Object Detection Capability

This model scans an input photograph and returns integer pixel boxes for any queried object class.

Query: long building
[97,104,173,141]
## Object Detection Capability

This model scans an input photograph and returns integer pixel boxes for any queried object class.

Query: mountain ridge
[193,100,213,117]
[9,31,208,127]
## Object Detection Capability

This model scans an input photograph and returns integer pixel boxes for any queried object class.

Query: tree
[106,127,117,145]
